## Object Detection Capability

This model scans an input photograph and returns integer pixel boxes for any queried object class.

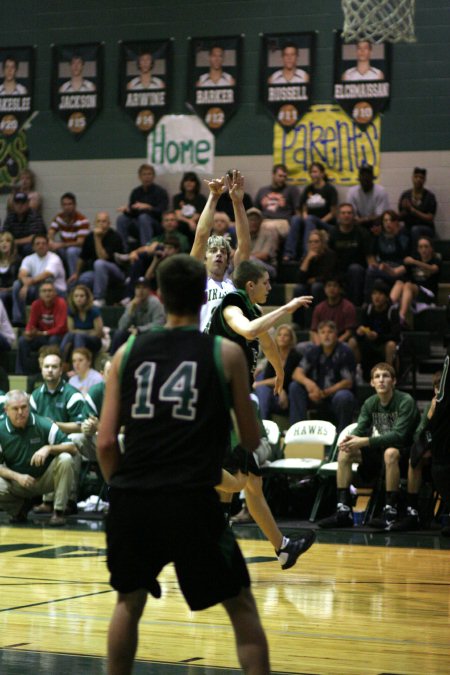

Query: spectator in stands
[216,177,253,223]
[211,211,237,251]
[246,207,278,278]
[0,231,20,316]
[60,284,104,365]
[172,171,207,244]
[2,191,46,257]
[116,163,168,251]
[0,390,77,526]
[110,277,165,354]
[347,165,390,232]
[364,209,410,300]
[319,362,420,529]
[349,281,400,382]
[12,233,67,326]
[390,236,441,329]
[254,163,300,242]
[253,323,301,423]
[0,298,14,352]
[16,280,68,375]
[398,167,437,245]
[8,167,42,214]
[68,347,103,395]
[48,192,90,277]
[310,277,357,346]
[81,358,112,456]
[30,351,91,516]
[69,211,124,307]
[291,320,356,434]
[328,203,375,306]
[143,236,182,291]
[284,162,338,260]
[291,229,337,326]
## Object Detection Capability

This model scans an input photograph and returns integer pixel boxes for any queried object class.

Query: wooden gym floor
[0,515,449,675]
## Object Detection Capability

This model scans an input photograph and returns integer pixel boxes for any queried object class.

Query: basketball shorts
[106,486,250,611]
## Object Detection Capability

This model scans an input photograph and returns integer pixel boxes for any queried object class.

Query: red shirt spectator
[310,278,356,344]
[26,294,68,336]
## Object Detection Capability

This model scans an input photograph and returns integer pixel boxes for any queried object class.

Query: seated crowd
[0,163,447,534]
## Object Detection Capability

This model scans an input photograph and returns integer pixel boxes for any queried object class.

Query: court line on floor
[0,588,114,613]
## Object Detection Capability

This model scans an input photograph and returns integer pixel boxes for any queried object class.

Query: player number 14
[132,361,198,420]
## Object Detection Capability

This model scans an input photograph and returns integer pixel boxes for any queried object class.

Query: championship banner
[333,32,391,127]
[0,47,34,139]
[147,115,214,176]
[187,36,241,134]
[261,33,316,129]
[119,39,172,134]
[273,104,381,186]
[51,43,103,136]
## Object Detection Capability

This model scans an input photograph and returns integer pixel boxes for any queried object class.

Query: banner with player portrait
[0,46,34,140]
[51,43,103,136]
[119,39,172,134]
[333,32,391,127]
[261,33,316,130]
[187,36,242,134]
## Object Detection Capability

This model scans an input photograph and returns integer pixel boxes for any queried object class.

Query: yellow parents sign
[273,104,381,186]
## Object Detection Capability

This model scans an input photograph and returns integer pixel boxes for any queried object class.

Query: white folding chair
[267,420,337,475]
[309,422,358,521]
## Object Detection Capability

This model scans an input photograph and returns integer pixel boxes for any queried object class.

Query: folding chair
[309,422,358,521]
[262,419,282,460]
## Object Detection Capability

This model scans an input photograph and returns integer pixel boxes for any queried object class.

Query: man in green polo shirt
[30,351,91,515]
[0,390,77,525]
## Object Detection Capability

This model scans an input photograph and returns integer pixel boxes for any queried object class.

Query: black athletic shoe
[368,506,398,530]
[388,508,419,532]
[277,530,316,570]
[318,505,354,529]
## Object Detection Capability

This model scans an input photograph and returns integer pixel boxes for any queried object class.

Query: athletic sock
[385,491,399,509]
[406,493,419,509]
[337,488,352,508]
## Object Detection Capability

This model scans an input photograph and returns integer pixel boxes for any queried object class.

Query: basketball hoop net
[341,0,416,43]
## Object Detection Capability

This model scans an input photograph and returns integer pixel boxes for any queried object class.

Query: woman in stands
[69,346,104,395]
[284,162,338,260]
[0,231,20,317]
[390,235,441,329]
[291,229,337,326]
[60,285,104,366]
[253,324,301,421]
[172,171,207,244]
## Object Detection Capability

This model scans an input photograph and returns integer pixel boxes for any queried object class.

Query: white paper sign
[147,114,215,175]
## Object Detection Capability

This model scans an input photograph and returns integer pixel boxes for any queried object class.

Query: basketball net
[341,0,416,43]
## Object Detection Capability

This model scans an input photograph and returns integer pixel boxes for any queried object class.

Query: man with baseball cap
[2,192,46,256]
[110,277,165,354]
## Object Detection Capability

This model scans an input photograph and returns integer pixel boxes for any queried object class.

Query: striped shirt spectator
[49,192,90,276]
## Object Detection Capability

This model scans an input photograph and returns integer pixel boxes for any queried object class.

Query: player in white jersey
[192,173,315,569]
[191,170,250,332]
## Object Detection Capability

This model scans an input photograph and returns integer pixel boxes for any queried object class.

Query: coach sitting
[0,390,77,526]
